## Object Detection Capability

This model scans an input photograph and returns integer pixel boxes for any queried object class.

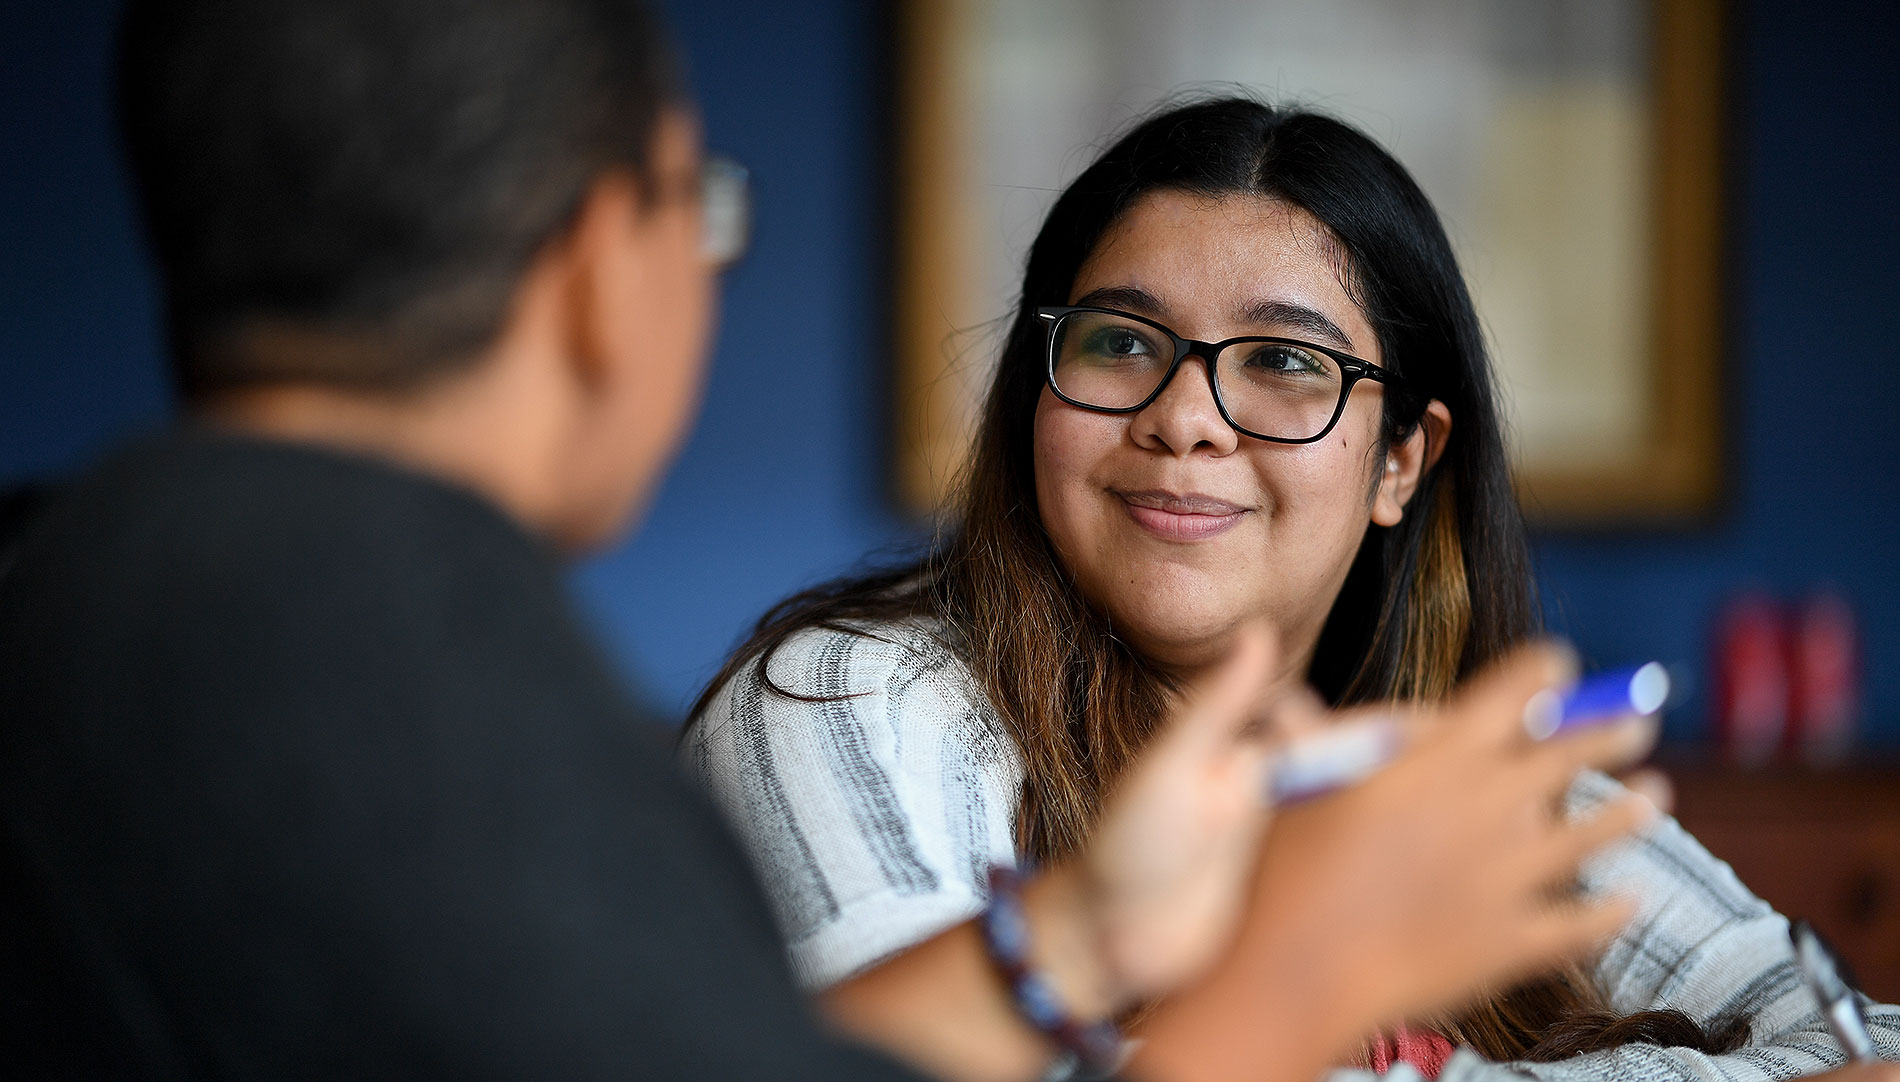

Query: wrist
[1017,862,1127,1021]
[1125,885,1371,1082]
[1126,961,1359,1082]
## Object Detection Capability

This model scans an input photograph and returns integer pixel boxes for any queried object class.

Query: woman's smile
[1113,488,1252,541]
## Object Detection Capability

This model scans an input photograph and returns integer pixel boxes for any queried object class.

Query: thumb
[1162,621,1279,762]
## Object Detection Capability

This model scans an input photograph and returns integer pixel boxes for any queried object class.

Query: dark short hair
[116,0,685,394]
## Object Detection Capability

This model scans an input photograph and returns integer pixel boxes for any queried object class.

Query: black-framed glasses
[1037,305,1416,444]
[700,155,751,269]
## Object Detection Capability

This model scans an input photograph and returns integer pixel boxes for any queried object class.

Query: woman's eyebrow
[1241,299,1356,351]
[1073,285,1170,318]
[1073,287,1357,352]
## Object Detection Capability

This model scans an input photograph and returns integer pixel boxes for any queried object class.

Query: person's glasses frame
[1035,304,1417,445]
[700,154,751,270]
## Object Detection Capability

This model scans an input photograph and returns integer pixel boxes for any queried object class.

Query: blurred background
[3,0,1898,985]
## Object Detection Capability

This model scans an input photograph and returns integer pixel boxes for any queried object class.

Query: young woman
[684,98,1899,1079]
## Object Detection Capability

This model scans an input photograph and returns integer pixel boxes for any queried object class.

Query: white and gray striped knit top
[683,617,1900,1082]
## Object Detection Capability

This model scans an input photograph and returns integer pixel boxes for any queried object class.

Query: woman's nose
[1128,354,1240,456]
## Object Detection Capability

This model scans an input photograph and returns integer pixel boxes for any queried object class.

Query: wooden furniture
[1668,761,1900,1002]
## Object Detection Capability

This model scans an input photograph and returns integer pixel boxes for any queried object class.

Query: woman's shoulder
[693,616,980,719]
[759,615,969,696]
[684,615,1009,771]
[681,615,1025,991]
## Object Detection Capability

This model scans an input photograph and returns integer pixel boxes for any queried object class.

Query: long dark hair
[692,97,1742,1061]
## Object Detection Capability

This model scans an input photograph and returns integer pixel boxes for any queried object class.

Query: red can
[1788,590,1860,766]
[1711,593,1788,767]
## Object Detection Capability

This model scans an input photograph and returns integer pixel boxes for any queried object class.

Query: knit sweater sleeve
[681,620,1025,990]
[1357,771,1900,1082]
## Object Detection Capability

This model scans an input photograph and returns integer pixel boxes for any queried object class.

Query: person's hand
[1058,622,1286,1010]
[1130,642,1662,1082]
[813,623,1290,1082]
[1804,1064,1900,1082]
[1245,642,1658,1029]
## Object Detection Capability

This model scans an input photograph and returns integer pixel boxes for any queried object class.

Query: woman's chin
[1107,608,1246,673]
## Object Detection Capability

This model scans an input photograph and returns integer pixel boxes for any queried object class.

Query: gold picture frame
[891,0,1725,525]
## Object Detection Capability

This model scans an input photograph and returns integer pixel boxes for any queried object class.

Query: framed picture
[891,0,1724,524]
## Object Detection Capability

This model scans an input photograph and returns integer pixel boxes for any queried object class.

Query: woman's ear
[1371,400,1452,527]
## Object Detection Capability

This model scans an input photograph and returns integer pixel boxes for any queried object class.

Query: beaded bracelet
[981,865,1129,1079]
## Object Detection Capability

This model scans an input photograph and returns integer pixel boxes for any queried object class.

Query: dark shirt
[0,430,924,1081]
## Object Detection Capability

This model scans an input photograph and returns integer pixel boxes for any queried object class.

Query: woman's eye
[1244,344,1326,374]
[1086,328,1154,357]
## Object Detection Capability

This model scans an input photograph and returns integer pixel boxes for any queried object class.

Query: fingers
[1441,641,1579,749]
[1168,621,1280,758]
[1263,684,1329,744]
[1814,1062,1900,1081]
[1619,768,1675,816]
[1520,714,1660,795]
[1520,792,1655,888]
[1501,893,1637,983]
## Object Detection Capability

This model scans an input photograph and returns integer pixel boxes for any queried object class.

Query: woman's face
[1033,189,1438,679]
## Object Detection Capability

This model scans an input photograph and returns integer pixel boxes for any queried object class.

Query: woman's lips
[1115,489,1250,541]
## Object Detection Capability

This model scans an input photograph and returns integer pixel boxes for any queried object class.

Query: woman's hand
[1131,642,1663,1082]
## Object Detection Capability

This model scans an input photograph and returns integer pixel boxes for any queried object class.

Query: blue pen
[1268,661,1671,804]
[1522,662,1672,741]
[1267,718,1404,804]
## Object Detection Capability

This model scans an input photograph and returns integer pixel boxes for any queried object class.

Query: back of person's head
[116,0,683,396]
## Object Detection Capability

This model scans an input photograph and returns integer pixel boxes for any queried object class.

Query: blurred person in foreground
[0,2,1721,1081]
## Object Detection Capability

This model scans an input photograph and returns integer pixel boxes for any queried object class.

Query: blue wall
[1532,0,1900,744]
[0,3,169,477]
[3,0,1896,740]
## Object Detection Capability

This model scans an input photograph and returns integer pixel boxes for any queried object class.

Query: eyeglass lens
[1050,309,1346,440]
